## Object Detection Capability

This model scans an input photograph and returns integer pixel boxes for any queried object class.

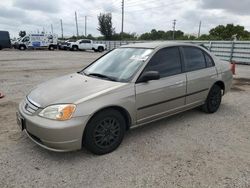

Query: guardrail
[94,40,250,65]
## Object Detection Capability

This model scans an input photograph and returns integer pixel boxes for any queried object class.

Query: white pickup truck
[68,39,106,52]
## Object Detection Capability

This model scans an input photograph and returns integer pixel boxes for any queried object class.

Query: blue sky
[0,0,250,38]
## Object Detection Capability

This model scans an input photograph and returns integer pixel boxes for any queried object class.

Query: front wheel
[19,45,26,50]
[72,46,78,51]
[49,45,55,50]
[201,84,222,113]
[83,109,126,155]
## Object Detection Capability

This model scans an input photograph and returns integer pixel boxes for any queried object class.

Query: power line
[123,0,165,7]
[125,0,186,12]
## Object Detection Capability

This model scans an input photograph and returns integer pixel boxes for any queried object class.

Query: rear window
[182,47,206,72]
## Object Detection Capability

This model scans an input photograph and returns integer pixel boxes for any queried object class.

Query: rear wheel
[98,46,104,52]
[83,109,126,155]
[201,84,222,113]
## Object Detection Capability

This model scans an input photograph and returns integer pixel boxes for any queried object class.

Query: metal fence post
[230,41,235,62]
[209,41,212,51]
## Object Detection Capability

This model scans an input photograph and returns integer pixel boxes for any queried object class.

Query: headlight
[39,104,76,121]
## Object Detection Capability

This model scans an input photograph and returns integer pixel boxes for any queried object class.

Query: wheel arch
[90,106,131,130]
[72,45,78,49]
[81,105,132,148]
[214,80,225,94]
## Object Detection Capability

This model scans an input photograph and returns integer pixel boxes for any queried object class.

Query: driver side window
[144,47,182,78]
[22,37,29,42]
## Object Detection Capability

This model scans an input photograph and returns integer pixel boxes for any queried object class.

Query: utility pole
[60,19,64,39]
[51,24,53,34]
[85,16,87,37]
[198,21,201,38]
[121,0,124,34]
[75,11,79,37]
[172,19,176,40]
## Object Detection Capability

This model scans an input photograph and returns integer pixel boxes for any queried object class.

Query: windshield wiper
[87,73,117,81]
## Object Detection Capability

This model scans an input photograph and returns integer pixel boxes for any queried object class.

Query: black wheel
[49,45,54,50]
[19,45,26,50]
[83,109,126,155]
[98,46,104,52]
[201,84,222,113]
[72,46,78,51]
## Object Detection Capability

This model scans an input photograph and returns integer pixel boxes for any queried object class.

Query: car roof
[120,41,200,49]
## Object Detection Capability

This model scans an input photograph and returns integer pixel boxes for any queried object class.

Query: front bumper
[17,100,89,152]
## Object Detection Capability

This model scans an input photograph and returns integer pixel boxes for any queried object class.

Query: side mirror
[137,71,160,83]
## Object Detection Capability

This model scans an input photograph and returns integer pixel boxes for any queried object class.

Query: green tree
[97,13,115,40]
[112,32,137,40]
[139,29,185,40]
[209,24,250,40]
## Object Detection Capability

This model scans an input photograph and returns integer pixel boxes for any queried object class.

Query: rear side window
[182,47,206,72]
[144,47,182,78]
[204,52,214,67]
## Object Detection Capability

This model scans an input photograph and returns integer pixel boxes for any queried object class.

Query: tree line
[94,13,250,41]
[19,13,250,41]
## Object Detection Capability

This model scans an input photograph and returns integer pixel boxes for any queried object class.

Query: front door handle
[175,81,184,84]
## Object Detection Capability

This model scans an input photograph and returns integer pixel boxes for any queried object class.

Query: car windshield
[82,48,153,82]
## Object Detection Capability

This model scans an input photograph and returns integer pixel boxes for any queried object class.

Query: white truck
[16,33,58,50]
[68,39,106,52]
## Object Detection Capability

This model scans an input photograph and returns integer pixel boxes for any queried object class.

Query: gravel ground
[0,50,250,188]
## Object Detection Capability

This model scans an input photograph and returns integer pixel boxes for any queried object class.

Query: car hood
[27,73,127,107]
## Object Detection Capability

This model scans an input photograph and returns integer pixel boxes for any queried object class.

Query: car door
[84,40,92,49]
[135,47,186,124]
[78,40,85,49]
[181,46,218,106]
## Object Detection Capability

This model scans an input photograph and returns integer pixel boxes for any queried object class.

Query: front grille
[24,98,39,115]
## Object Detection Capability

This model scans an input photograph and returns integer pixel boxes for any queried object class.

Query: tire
[201,84,222,113]
[72,46,78,51]
[0,46,2,50]
[83,109,126,155]
[49,45,54,51]
[98,46,104,52]
[19,45,26,50]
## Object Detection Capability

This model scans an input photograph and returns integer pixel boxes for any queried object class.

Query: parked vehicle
[68,39,106,52]
[15,33,58,50]
[17,42,233,155]
[58,39,76,50]
[0,31,11,50]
